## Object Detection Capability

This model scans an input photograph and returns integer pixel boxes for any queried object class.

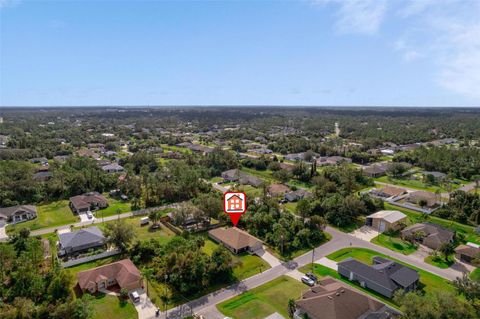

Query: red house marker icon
[224,192,247,226]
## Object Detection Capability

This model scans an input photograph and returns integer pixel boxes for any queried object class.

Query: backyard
[94,194,133,218]
[375,175,467,194]
[370,233,417,255]
[217,275,306,319]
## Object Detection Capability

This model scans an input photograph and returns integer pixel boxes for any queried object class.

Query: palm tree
[141,267,154,297]
[287,298,296,318]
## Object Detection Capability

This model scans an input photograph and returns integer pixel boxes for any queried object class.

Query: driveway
[350,226,379,241]
[316,257,338,271]
[57,227,71,235]
[196,305,225,319]
[255,246,281,267]
[79,213,95,223]
[0,225,7,241]
[132,288,158,319]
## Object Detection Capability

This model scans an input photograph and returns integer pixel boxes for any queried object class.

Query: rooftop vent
[328,296,333,300]
[336,293,340,296]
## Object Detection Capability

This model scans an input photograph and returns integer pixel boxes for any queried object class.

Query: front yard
[91,293,138,319]
[94,194,133,218]
[7,200,78,233]
[217,275,306,319]
[371,233,417,255]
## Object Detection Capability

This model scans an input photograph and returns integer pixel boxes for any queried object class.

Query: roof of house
[70,192,108,211]
[0,205,37,219]
[409,190,436,199]
[296,276,397,319]
[374,186,407,197]
[366,210,407,224]
[268,184,291,196]
[401,222,454,244]
[101,163,124,171]
[59,226,105,251]
[363,165,388,175]
[77,259,141,290]
[338,256,419,291]
[455,244,480,259]
[285,189,313,201]
[208,227,262,251]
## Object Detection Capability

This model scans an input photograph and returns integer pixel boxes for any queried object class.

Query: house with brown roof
[294,276,399,319]
[370,186,407,199]
[455,243,480,265]
[362,164,389,178]
[407,191,438,208]
[316,156,352,166]
[77,259,142,293]
[208,227,263,254]
[401,222,455,250]
[0,205,37,226]
[69,192,108,214]
[268,184,291,197]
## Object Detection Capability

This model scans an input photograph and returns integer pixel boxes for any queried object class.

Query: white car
[130,291,140,303]
[86,211,93,219]
[301,275,315,286]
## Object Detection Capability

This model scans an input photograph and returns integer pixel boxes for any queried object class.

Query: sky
[0,0,479,107]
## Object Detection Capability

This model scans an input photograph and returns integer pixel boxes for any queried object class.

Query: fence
[62,249,121,268]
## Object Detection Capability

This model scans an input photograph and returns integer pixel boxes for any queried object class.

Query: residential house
[30,157,49,166]
[58,226,106,257]
[362,164,389,178]
[294,276,399,319]
[365,210,407,233]
[101,163,124,173]
[268,184,291,197]
[0,205,37,226]
[76,149,100,160]
[401,222,455,250]
[422,171,447,181]
[370,186,407,199]
[221,169,263,187]
[33,170,53,181]
[278,162,294,172]
[0,135,8,148]
[338,256,419,298]
[454,243,480,265]
[316,156,352,166]
[77,259,143,293]
[69,192,108,214]
[208,227,263,254]
[407,191,438,208]
[284,153,306,161]
[284,189,313,202]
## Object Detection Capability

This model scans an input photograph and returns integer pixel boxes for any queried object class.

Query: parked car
[86,211,93,219]
[306,272,318,283]
[131,291,140,303]
[301,275,315,286]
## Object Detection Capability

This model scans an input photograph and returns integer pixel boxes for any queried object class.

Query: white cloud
[0,0,21,9]
[314,0,388,35]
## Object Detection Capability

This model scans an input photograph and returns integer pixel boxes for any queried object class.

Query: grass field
[7,200,78,233]
[371,233,417,255]
[94,195,133,218]
[375,176,460,193]
[326,248,455,296]
[217,276,306,319]
[66,256,121,274]
[470,268,480,281]
[91,293,138,319]
[424,256,454,269]
[383,203,480,244]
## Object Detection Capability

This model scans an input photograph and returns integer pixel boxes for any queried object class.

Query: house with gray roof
[284,189,313,202]
[221,169,263,187]
[337,256,419,298]
[101,163,124,173]
[0,205,37,226]
[401,222,454,250]
[58,226,106,257]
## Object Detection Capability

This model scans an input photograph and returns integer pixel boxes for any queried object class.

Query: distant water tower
[0,117,3,124]
[335,122,340,137]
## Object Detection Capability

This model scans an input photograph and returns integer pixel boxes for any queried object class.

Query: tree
[149,210,162,227]
[439,242,455,262]
[104,219,135,251]
[141,267,154,297]
[454,273,480,301]
[296,199,311,220]
[287,298,296,318]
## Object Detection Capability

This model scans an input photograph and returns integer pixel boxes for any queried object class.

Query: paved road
[157,226,465,319]
[27,204,179,237]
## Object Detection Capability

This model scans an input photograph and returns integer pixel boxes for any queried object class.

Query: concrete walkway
[316,257,338,271]
[0,225,7,241]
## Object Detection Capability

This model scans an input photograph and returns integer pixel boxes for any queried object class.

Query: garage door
[0,219,6,227]
[379,221,386,232]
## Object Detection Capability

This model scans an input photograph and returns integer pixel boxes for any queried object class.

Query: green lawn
[375,176,452,193]
[7,200,78,233]
[217,276,306,319]
[202,238,271,280]
[66,256,120,274]
[327,248,455,296]
[383,203,480,244]
[93,216,176,243]
[371,233,417,255]
[94,195,133,218]
[470,268,480,281]
[91,293,138,319]
[283,202,297,213]
[240,167,276,183]
[424,256,454,269]
[237,185,263,198]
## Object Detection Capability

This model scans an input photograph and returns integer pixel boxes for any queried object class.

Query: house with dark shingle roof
[284,189,313,202]
[401,222,454,250]
[337,257,419,298]
[455,244,480,265]
[221,169,263,187]
[294,276,400,319]
[69,192,108,214]
[58,226,106,257]
[0,205,37,226]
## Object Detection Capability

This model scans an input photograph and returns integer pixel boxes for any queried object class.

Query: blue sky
[1,0,479,107]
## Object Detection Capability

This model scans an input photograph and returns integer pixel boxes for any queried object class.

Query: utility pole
[311,248,314,271]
